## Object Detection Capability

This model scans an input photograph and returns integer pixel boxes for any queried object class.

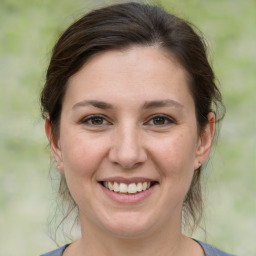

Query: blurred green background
[0,0,255,255]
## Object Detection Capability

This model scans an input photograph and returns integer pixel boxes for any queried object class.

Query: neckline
[62,240,207,256]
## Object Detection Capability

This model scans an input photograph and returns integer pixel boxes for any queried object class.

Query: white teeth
[142,182,148,191]
[103,181,152,194]
[137,182,142,192]
[128,183,137,193]
[119,183,128,193]
[113,182,119,192]
[108,182,114,191]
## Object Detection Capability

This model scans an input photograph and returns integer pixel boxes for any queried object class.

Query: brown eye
[152,117,167,125]
[90,117,104,125]
[81,115,110,126]
[146,115,175,126]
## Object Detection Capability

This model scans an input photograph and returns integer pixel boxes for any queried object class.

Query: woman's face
[46,46,214,238]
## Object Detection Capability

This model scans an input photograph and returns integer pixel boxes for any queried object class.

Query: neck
[73,215,190,256]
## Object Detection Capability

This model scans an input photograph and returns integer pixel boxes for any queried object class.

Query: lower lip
[100,184,156,204]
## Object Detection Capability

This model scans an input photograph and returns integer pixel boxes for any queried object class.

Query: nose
[108,124,147,169]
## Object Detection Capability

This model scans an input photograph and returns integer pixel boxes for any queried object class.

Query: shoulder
[40,244,69,256]
[196,240,238,256]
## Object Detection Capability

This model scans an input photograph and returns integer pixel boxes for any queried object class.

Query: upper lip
[99,176,158,184]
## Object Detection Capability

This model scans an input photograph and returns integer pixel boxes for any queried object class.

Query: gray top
[40,240,237,256]
[196,240,237,256]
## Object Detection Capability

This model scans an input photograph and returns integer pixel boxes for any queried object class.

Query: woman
[40,2,237,256]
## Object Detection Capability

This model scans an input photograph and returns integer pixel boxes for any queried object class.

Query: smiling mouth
[100,181,158,194]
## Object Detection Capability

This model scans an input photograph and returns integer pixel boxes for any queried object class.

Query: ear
[195,112,215,169]
[45,118,64,173]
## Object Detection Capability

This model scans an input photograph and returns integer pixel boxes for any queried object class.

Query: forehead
[64,46,193,108]
[70,45,187,81]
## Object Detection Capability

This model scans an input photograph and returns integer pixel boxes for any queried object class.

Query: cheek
[153,134,198,203]
[150,131,198,189]
[154,133,197,167]
[59,134,109,205]
[60,132,108,178]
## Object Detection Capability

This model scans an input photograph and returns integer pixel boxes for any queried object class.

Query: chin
[101,212,158,238]
[107,224,151,239]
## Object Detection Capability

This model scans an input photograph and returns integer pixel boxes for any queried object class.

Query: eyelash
[81,114,175,127]
[145,114,176,126]
[80,115,111,126]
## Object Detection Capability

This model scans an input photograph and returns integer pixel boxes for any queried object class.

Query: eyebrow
[142,99,184,109]
[72,99,184,110]
[72,100,113,110]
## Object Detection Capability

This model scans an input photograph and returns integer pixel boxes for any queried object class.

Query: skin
[46,46,215,256]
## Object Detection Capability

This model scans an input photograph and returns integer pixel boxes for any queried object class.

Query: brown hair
[41,2,224,235]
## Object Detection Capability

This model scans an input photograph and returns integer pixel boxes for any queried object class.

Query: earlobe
[195,112,215,168]
[45,118,64,172]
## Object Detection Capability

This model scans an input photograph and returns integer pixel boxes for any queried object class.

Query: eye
[81,115,110,126]
[146,115,175,126]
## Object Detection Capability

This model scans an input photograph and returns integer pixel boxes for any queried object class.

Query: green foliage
[1,0,255,255]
